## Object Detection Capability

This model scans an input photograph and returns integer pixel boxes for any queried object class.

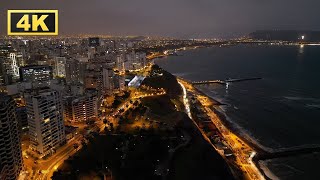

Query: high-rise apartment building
[0,94,23,180]
[0,45,21,85]
[25,89,66,156]
[65,59,81,85]
[64,93,98,122]
[54,57,66,77]
[103,67,114,92]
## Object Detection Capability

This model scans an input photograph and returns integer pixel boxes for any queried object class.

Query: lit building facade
[54,57,66,77]
[103,67,114,92]
[9,53,19,78]
[0,47,21,85]
[19,65,53,88]
[65,94,98,122]
[124,51,147,70]
[25,89,66,156]
[0,94,23,180]
[65,59,80,85]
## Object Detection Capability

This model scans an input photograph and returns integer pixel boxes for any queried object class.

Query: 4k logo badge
[8,10,58,36]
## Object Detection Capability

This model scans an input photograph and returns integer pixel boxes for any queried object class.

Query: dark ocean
[155,45,320,180]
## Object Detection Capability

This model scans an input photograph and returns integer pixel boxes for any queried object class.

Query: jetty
[192,77,262,85]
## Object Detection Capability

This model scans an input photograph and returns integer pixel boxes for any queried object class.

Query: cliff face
[168,115,235,180]
[249,30,320,42]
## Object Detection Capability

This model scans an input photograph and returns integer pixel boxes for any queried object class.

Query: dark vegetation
[168,115,235,180]
[53,133,176,180]
[142,64,182,98]
[111,91,130,108]
[53,65,234,180]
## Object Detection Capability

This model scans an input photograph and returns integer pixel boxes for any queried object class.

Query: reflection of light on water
[299,44,304,54]
[226,82,229,94]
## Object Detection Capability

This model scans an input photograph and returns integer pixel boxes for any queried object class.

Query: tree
[103,119,108,126]
[110,123,114,132]
[73,143,79,150]
[133,101,139,106]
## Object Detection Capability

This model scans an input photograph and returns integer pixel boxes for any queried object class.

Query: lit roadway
[101,89,166,131]
[35,115,111,179]
[178,79,265,180]
[179,82,192,119]
[26,121,101,179]
[41,143,81,180]
[146,52,165,60]
[28,134,83,180]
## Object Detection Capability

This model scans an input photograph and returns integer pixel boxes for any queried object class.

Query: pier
[256,145,320,161]
[192,77,262,85]
[192,80,226,85]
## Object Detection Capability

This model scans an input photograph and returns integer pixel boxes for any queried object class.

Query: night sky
[1,0,319,38]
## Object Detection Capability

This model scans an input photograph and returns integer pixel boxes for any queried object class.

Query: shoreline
[153,45,320,180]
[177,77,269,180]
[147,45,215,61]
[193,85,271,179]
[194,85,274,179]
[152,48,272,179]
[151,47,275,180]
[181,82,320,180]
[176,77,269,152]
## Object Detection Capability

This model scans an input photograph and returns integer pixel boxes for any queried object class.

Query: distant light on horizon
[301,35,305,40]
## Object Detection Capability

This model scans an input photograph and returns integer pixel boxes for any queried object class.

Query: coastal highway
[179,81,192,119]
[178,79,265,180]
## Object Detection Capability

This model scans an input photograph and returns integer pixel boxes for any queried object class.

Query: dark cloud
[1,0,319,38]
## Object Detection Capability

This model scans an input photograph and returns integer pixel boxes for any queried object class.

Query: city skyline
[1,25,320,180]
[0,1,320,179]
[1,0,320,38]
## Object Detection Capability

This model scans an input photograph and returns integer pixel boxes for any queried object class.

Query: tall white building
[25,89,66,156]
[0,94,23,180]
[9,53,19,78]
[102,67,114,93]
[0,52,21,84]
[54,57,66,77]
